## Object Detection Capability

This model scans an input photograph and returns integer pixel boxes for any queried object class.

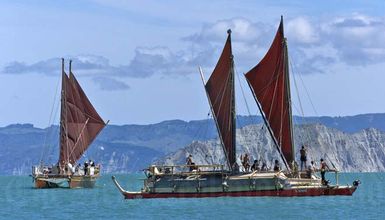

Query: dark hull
[122,186,356,199]
[112,175,357,200]
[35,178,62,188]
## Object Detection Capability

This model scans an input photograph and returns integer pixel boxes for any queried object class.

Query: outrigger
[112,16,359,199]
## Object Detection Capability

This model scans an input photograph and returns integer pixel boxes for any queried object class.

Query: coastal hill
[0,113,384,175]
[159,124,385,172]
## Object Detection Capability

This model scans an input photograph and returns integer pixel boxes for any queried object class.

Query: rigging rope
[289,55,316,159]
[234,65,279,167]
[235,66,257,158]
[288,54,350,184]
[39,73,61,166]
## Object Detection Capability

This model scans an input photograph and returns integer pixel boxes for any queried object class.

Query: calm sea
[0,173,384,219]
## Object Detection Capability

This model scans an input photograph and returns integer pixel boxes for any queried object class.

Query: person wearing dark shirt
[273,159,280,172]
[300,145,307,171]
[261,161,268,171]
[320,158,330,185]
[251,160,260,172]
[186,154,195,171]
[84,161,89,176]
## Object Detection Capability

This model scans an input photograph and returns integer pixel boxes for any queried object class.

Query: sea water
[0,173,384,220]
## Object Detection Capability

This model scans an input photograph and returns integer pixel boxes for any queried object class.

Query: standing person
[320,158,330,185]
[242,153,250,172]
[186,154,195,171]
[273,160,280,172]
[261,161,268,171]
[300,145,307,171]
[186,154,193,165]
[84,161,89,176]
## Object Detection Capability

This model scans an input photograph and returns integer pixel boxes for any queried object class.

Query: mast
[59,58,69,167]
[229,29,236,172]
[282,17,295,165]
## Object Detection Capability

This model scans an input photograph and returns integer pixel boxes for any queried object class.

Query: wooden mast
[282,16,295,166]
[228,29,237,172]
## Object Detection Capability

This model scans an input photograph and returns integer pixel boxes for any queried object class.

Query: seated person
[261,162,268,171]
[232,162,240,174]
[306,161,316,178]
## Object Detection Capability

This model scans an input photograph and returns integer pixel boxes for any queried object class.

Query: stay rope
[288,54,349,184]
[39,73,61,166]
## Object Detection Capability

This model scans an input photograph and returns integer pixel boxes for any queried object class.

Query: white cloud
[184,18,269,45]
[321,14,385,65]
[3,14,385,80]
[286,17,319,44]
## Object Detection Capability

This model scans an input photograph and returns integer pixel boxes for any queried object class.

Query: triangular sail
[245,17,294,165]
[59,60,106,166]
[204,30,236,169]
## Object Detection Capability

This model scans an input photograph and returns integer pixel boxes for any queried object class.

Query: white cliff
[159,124,385,172]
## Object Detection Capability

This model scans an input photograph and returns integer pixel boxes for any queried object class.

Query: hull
[34,178,65,188]
[121,186,357,199]
[33,175,98,189]
[69,175,98,188]
[112,173,358,199]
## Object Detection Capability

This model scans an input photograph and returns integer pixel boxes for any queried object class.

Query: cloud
[286,17,319,44]
[320,14,385,65]
[92,77,130,91]
[1,55,123,76]
[183,18,269,45]
[183,17,274,70]
[2,14,385,79]
[1,50,201,78]
[3,58,62,75]
[127,47,198,77]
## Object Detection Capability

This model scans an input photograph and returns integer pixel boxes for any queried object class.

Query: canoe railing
[32,165,100,177]
[146,164,225,176]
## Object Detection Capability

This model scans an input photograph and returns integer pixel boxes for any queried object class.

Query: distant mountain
[158,124,385,172]
[0,113,384,175]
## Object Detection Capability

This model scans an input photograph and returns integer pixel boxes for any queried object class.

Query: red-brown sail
[59,61,106,166]
[205,30,236,168]
[245,18,294,165]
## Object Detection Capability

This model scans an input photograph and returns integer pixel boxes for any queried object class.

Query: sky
[0,0,384,128]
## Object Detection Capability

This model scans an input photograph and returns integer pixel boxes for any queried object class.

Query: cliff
[159,124,385,172]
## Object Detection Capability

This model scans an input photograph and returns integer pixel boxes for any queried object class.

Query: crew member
[241,153,250,172]
[186,154,195,171]
[300,145,307,171]
[273,159,280,172]
[251,159,260,172]
[320,158,330,185]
